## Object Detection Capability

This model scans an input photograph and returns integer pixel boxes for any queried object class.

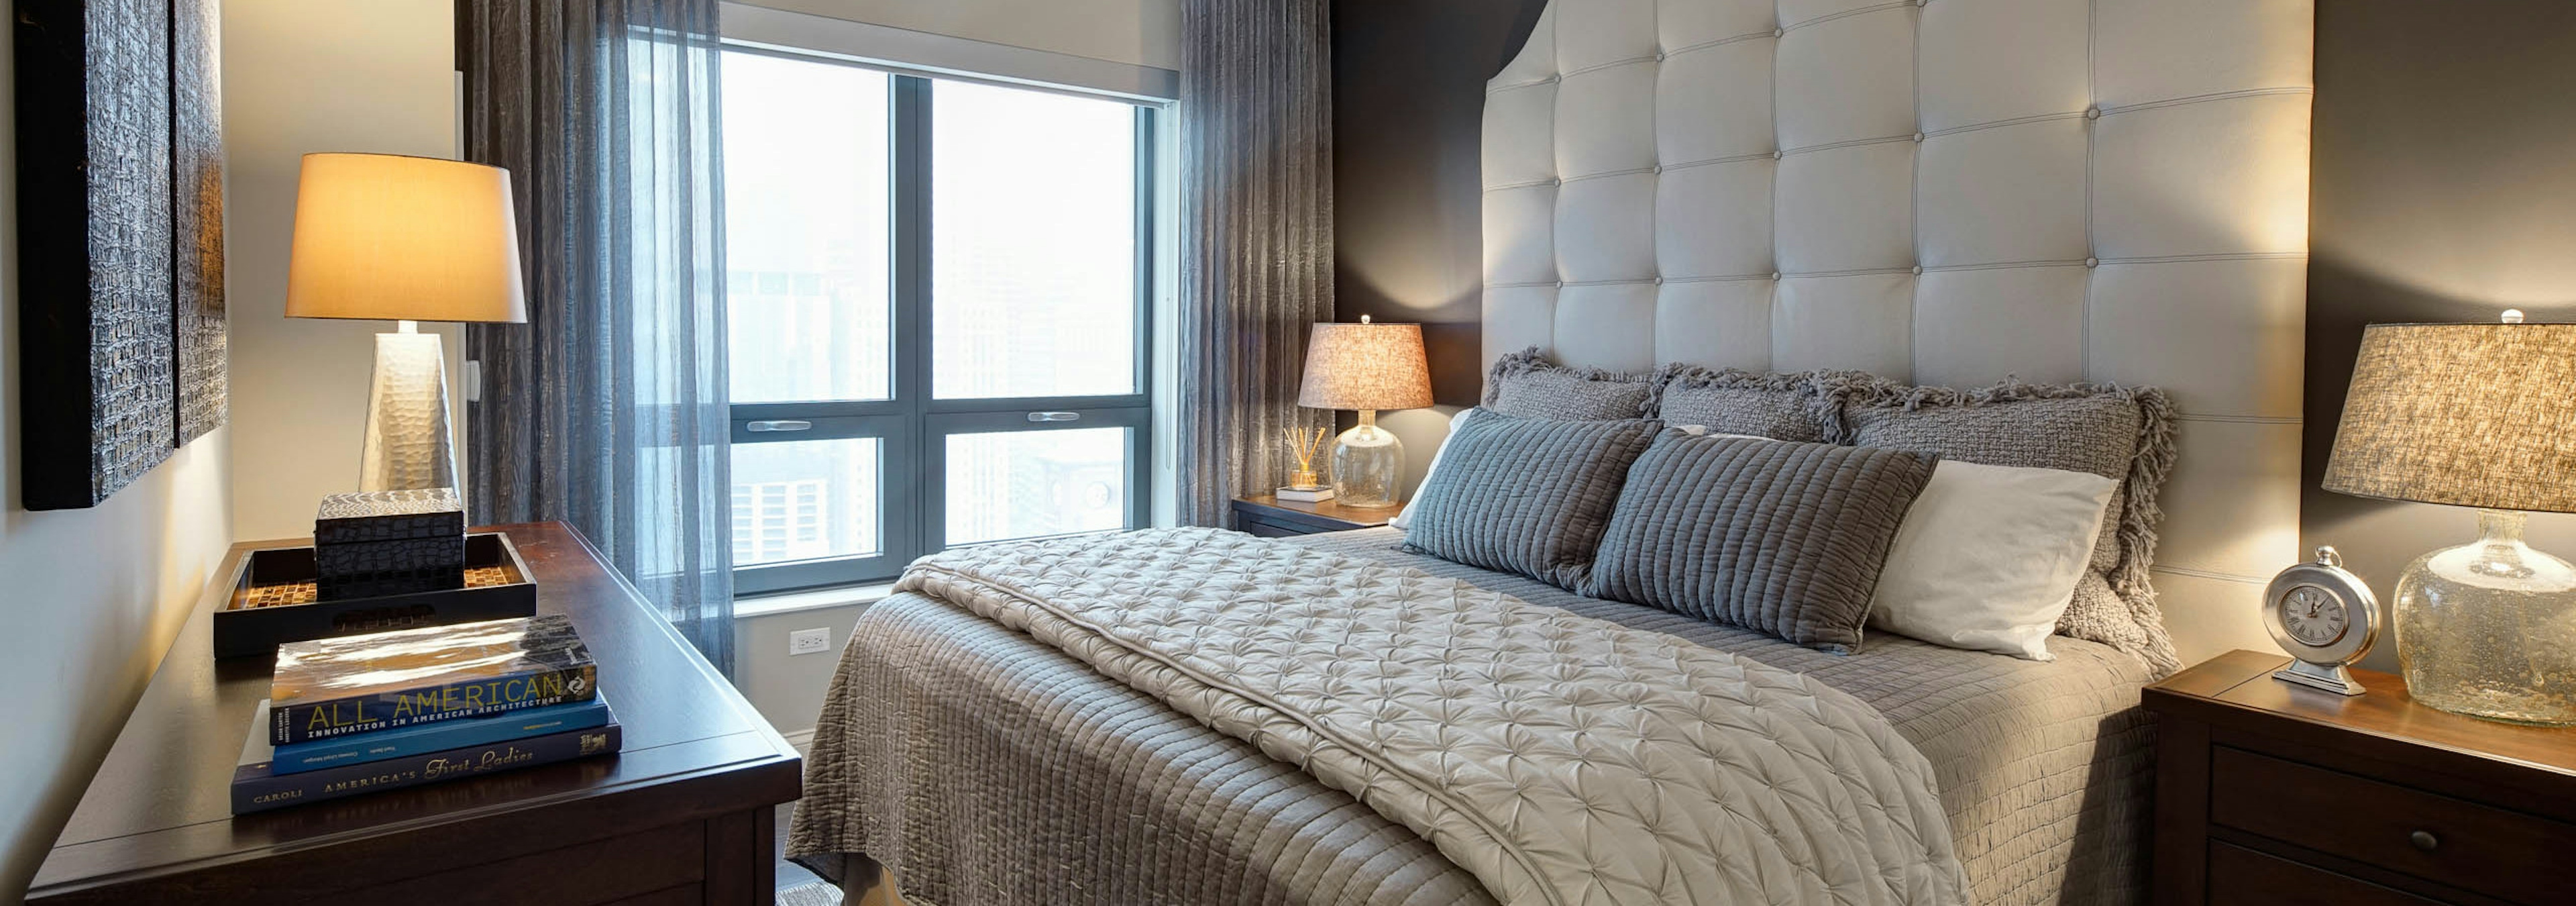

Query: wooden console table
[30,521,802,905]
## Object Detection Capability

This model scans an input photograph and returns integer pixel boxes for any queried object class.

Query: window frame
[727,58,1158,595]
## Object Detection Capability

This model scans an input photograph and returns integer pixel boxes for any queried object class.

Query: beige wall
[0,40,235,906]
[223,0,460,542]
[740,0,1181,70]
[734,602,873,736]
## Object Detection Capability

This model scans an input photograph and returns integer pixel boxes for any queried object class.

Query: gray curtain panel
[1176,0,1336,526]
[459,0,735,672]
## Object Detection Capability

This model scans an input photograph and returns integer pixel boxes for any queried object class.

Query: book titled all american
[269,613,595,746]
[270,697,612,774]
[234,699,622,815]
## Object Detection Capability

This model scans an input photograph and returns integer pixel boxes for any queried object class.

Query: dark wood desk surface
[30,521,802,905]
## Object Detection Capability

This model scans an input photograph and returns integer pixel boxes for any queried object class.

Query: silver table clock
[2261,546,2379,695]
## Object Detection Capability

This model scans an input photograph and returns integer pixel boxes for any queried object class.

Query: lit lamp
[1296,316,1433,509]
[2323,311,2576,725]
[285,153,527,492]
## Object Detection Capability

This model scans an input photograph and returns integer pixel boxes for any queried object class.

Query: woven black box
[315,488,466,544]
[315,536,468,598]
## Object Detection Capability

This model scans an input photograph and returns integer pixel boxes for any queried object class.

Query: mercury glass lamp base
[2396,510,2576,726]
[360,327,460,493]
[1329,415,1405,509]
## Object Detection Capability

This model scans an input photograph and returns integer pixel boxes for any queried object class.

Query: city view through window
[722,51,1149,588]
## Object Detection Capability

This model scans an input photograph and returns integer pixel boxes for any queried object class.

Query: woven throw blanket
[886,528,1970,906]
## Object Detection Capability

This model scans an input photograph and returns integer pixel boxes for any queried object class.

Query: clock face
[2280,585,2349,647]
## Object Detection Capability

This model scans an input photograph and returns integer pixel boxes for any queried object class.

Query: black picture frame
[13,0,227,511]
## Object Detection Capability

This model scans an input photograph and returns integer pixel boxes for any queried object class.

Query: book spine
[272,663,598,746]
[270,699,612,774]
[234,721,621,815]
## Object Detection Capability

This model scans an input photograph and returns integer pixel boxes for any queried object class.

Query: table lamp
[1295,316,1432,509]
[2322,311,2576,725]
[285,153,526,493]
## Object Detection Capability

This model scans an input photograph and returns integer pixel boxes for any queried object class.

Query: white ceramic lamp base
[360,323,459,493]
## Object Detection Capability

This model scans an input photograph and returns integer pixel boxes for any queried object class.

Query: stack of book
[232,613,622,814]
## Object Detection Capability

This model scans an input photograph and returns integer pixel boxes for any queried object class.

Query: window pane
[722,53,892,403]
[731,438,881,566]
[945,427,1127,545]
[931,81,1138,399]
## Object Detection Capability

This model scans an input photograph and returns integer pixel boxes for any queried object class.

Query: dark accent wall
[1334,0,2576,667]
[2305,0,2576,669]
[1332,0,1547,406]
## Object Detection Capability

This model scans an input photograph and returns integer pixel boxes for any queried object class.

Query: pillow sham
[1386,407,1479,532]
[1400,411,1661,589]
[1867,460,2118,660]
[1482,347,1653,420]
[1584,434,1937,653]
[1835,377,2181,674]
[1651,364,1832,442]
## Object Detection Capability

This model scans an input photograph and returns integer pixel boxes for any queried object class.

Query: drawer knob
[2409,830,2439,852]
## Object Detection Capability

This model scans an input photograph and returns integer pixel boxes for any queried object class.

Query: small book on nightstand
[1275,486,1334,503]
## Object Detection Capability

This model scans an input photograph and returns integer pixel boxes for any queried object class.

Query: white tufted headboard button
[2084,106,2102,120]
[1911,265,1923,276]
[2084,256,2099,268]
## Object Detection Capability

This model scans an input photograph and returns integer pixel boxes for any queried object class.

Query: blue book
[234,700,621,815]
[269,696,612,774]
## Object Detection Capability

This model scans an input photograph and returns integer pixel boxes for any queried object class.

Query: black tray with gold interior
[213,533,538,658]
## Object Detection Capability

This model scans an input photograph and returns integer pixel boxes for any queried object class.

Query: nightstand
[2143,650,2576,905]
[1232,495,1395,537]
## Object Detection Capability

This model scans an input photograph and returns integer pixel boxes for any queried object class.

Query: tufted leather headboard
[1481,0,2312,664]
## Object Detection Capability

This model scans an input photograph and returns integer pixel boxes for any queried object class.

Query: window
[722,50,1155,593]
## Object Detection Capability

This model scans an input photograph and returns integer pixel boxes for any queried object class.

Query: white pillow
[1866,460,2118,660]
[1388,408,1480,530]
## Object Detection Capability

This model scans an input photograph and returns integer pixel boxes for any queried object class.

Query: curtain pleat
[1177,0,1336,527]
[460,0,735,672]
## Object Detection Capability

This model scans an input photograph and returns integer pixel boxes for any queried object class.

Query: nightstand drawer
[2210,746,2576,904]
[2208,842,2442,906]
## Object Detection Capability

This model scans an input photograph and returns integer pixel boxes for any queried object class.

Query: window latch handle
[1027,411,1081,423]
[746,420,813,432]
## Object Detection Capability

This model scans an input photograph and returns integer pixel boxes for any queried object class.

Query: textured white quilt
[894,527,1970,905]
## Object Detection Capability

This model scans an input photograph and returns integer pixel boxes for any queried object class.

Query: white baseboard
[782,727,817,754]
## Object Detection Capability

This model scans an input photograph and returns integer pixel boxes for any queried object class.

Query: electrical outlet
[788,627,832,656]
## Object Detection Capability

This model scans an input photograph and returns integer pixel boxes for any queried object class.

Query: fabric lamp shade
[1297,320,1433,411]
[2323,321,2576,513]
[284,152,528,323]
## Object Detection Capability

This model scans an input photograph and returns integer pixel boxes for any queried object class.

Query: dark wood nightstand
[2143,650,2576,905]
[1232,494,1396,537]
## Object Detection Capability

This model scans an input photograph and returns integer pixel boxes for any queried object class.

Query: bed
[790,0,2314,903]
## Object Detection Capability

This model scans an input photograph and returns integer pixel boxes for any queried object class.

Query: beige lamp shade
[284,152,528,323]
[2323,321,2576,513]
[1297,319,1434,411]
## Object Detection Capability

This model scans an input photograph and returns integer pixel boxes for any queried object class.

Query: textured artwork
[174,0,227,444]
[14,0,227,510]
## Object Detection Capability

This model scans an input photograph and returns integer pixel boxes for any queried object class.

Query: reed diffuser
[1283,426,1328,489]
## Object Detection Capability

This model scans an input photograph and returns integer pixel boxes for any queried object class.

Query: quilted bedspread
[800,527,1970,905]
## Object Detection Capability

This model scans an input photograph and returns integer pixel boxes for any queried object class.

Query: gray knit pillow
[1834,377,2182,675]
[1585,434,1937,653]
[1401,411,1662,589]
[1481,347,1653,420]
[1652,364,1835,442]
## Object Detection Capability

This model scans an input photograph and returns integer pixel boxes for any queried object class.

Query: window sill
[734,581,896,619]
